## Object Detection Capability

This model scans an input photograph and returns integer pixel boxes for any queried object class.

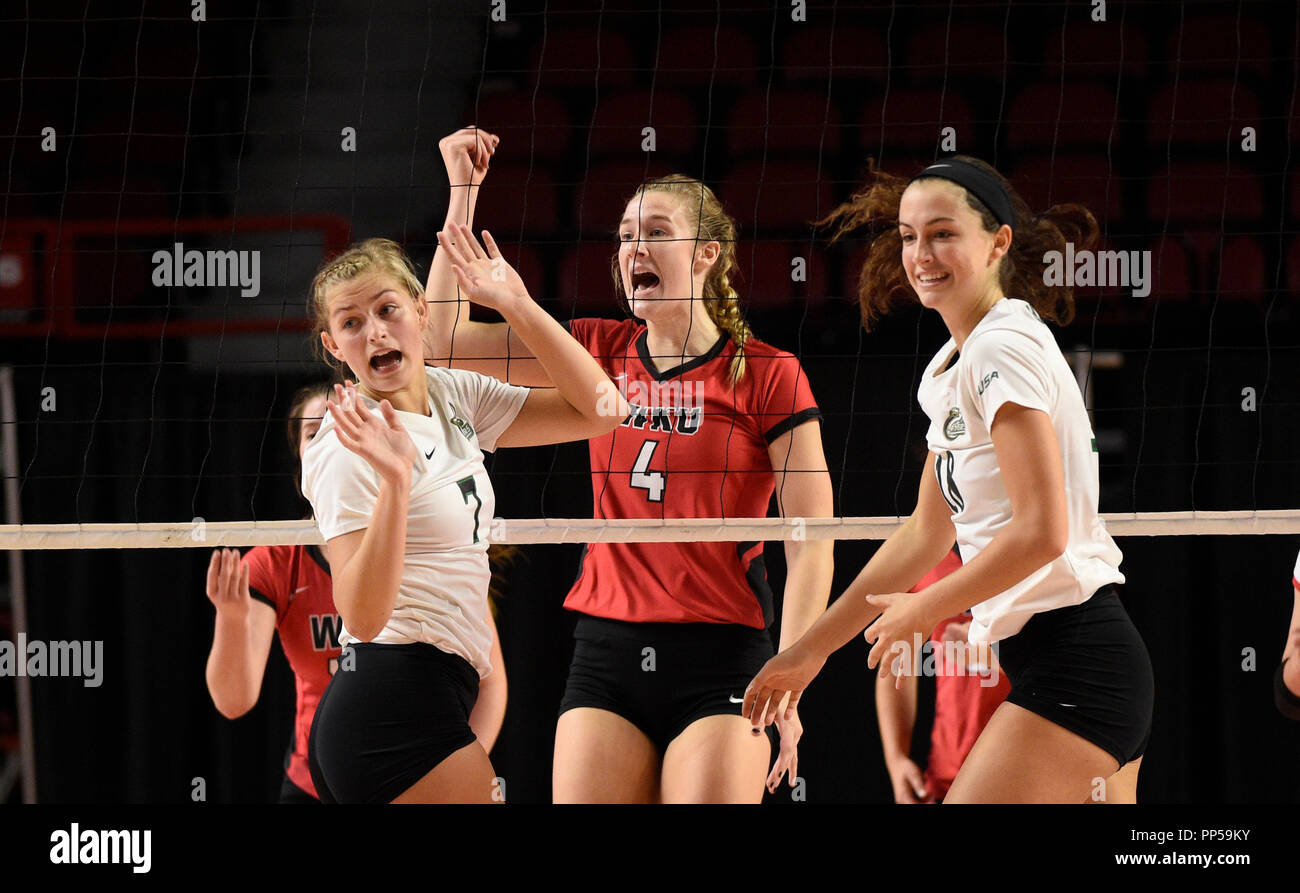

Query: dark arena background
[2,0,1299,824]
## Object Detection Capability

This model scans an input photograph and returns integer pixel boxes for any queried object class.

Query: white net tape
[3,510,1299,550]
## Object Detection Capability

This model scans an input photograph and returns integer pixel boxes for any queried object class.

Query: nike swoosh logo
[294,586,309,594]
[425,448,435,459]
[1058,703,1077,708]
[728,695,745,704]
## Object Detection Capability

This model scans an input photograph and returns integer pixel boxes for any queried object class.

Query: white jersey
[301,366,528,675]
[917,298,1124,644]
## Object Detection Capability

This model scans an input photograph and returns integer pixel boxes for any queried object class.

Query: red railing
[0,214,350,339]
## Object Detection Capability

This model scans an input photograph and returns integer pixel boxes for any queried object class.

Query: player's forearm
[798,517,952,660]
[875,672,917,767]
[470,669,507,753]
[777,539,834,652]
[499,298,627,426]
[424,183,483,367]
[205,612,262,718]
[333,473,410,641]
[907,518,1063,632]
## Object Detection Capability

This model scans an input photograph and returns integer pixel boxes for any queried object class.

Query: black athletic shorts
[1276,659,1300,720]
[278,773,319,804]
[307,642,479,804]
[558,615,776,753]
[995,586,1154,766]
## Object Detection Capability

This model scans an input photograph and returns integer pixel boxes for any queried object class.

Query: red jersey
[563,317,820,628]
[913,551,1011,800]
[243,544,341,800]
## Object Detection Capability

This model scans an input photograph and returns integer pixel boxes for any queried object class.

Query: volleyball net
[2,0,1298,551]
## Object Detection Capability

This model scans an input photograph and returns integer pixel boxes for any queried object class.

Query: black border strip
[248,587,277,611]
[763,407,823,444]
[635,330,729,382]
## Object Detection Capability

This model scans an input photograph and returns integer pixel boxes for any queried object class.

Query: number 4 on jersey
[631,439,665,502]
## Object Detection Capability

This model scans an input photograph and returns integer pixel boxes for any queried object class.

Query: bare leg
[552,707,660,803]
[1085,756,1142,804]
[390,740,499,804]
[944,702,1120,803]
[660,715,771,804]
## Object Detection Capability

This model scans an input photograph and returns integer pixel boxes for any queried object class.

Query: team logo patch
[943,407,966,441]
[448,402,475,441]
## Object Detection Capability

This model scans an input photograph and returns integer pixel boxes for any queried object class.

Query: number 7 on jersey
[457,476,484,543]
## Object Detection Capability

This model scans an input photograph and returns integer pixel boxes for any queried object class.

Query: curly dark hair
[819,155,1100,332]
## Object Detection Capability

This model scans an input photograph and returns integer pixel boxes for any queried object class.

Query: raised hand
[438,222,532,316]
[439,126,498,188]
[205,547,251,621]
[327,381,419,483]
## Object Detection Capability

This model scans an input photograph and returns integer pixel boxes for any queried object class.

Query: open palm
[438,222,531,314]
[327,382,419,482]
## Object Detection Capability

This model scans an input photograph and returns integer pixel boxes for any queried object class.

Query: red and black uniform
[558,318,821,749]
[912,552,1010,801]
[243,544,341,802]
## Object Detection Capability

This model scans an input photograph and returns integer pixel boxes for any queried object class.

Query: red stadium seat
[1145,162,1264,224]
[1147,234,1194,303]
[1146,79,1262,148]
[1005,82,1122,150]
[904,23,1010,82]
[1214,234,1269,304]
[556,241,623,315]
[721,160,837,234]
[470,164,559,235]
[465,91,572,162]
[725,90,844,158]
[858,89,974,158]
[778,24,889,84]
[491,239,546,295]
[1165,14,1274,79]
[573,158,681,236]
[656,25,759,89]
[528,27,639,90]
[1041,22,1149,79]
[1007,155,1124,225]
[731,239,828,311]
[582,89,699,159]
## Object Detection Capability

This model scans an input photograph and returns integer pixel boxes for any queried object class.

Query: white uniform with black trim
[917,298,1124,644]
[301,366,528,676]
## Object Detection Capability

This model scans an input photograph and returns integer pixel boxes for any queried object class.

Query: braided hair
[611,174,753,385]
